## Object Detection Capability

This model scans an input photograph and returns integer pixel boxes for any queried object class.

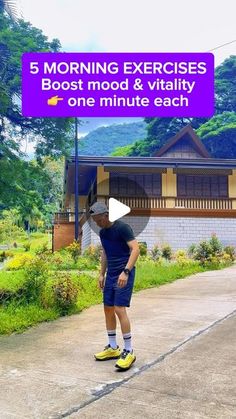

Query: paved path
[0,265,236,418]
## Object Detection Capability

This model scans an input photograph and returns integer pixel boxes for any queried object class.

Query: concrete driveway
[0,265,236,418]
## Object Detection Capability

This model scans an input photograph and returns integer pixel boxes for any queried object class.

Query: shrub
[175,250,193,267]
[0,251,7,262]
[150,244,162,261]
[23,242,31,252]
[161,244,172,260]
[209,233,223,255]
[52,272,79,315]
[192,235,232,266]
[193,240,212,264]
[50,251,75,270]
[6,253,34,270]
[188,243,197,258]
[83,244,102,263]
[138,242,147,256]
[224,245,235,261]
[35,242,51,256]
[66,240,81,263]
[0,250,14,262]
[76,257,98,270]
[23,256,48,303]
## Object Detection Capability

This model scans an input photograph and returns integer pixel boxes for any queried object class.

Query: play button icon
[85,176,151,238]
[108,198,131,222]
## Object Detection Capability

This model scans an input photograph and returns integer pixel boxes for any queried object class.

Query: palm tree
[0,0,17,19]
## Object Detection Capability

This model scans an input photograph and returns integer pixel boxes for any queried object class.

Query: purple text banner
[22,52,214,117]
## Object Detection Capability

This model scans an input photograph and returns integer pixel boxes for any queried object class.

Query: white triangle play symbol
[108,198,131,222]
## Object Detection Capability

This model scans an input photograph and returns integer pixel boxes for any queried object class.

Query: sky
[17,0,236,65]
[16,0,236,150]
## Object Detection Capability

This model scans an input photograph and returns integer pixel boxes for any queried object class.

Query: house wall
[124,216,236,250]
[68,194,87,212]
[81,216,236,252]
[53,223,75,251]
[81,220,100,252]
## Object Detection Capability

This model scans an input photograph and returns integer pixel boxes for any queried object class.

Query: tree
[196,112,236,158]
[0,13,74,160]
[215,56,236,113]
[0,0,17,19]
[117,56,236,157]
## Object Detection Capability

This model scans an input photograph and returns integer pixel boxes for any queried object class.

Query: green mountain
[78,121,146,156]
[117,56,236,159]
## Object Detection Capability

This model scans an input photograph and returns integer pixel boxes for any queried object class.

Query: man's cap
[89,201,108,215]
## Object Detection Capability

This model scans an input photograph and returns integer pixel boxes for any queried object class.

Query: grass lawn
[0,232,51,257]
[0,259,230,336]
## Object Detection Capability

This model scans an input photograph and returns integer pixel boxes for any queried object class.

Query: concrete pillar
[228,169,236,209]
[162,168,177,208]
[97,167,110,198]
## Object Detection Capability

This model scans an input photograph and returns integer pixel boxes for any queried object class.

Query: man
[89,201,140,371]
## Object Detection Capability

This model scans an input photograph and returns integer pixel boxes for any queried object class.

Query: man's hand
[117,271,128,288]
[98,274,105,290]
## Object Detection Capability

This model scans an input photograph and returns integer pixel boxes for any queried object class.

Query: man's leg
[104,305,118,349]
[114,306,132,352]
[114,305,135,370]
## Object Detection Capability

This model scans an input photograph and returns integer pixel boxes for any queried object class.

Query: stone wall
[82,216,236,251]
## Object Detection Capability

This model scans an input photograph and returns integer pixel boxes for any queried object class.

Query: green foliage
[0,13,73,158]
[191,234,234,266]
[138,242,147,256]
[134,259,204,291]
[193,240,214,264]
[196,112,236,158]
[23,242,31,252]
[215,56,236,113]
[0,209,26,244]
[208,233,223,255]
[5,253,33,270]
[79,122,146,156]
[0,12,72,226]
[188,243,197,257]
[150,244,162,261]
[161,244,172,260]
[23,256,48,302]
[83,244,102,263]
[0,303,58,335]
[111,144,135,156]
[35,242,51,256]
[0,250,13,261]
[52,272,79,315]
[0,270,26,292]
[76,257,98,270]
[174,249,192,267]
[223,245,235,261]
[0,251,6,262]
[118,57,236,158]
[66,240,81,263]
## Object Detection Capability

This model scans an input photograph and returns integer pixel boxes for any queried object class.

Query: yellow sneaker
[115,349,136,370]
[94,345,121,361]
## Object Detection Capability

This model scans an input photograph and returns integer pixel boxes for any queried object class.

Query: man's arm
[125,239,140,271]
[117,239,140,287]
[98,248,107,289]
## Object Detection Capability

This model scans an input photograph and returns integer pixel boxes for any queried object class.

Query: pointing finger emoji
[47,96,64,106]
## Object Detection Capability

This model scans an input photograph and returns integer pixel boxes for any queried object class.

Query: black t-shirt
[99,220,135,274]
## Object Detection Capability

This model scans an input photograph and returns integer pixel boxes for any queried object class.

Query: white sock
[123,332,132,352]
[107,329,117,349]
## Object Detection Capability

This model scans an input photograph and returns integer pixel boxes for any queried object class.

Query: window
[177,175,228,198]
[110,173,161,197]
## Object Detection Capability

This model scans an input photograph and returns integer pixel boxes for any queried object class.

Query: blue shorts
[103,267,136,307]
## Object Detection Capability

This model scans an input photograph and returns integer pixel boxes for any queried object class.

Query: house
[53,125,236,252]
